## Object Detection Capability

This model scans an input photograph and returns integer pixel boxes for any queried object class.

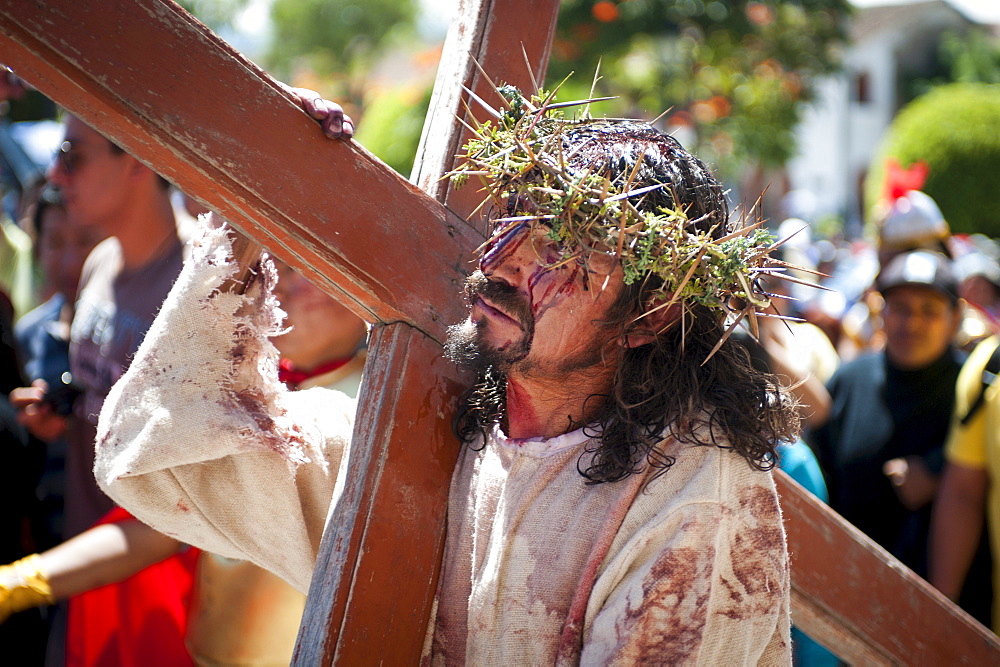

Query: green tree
[267,0,417,81]
[907,28,1000,101]
[547,0,851,175]
[263,0,420,139]
[177,0,250,31]
[943,29,1000,85]
[354,83,433,177]
[179,0,427,174]
[864,83,1000,237]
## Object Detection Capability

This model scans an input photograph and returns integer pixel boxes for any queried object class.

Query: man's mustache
[464,270,534,330]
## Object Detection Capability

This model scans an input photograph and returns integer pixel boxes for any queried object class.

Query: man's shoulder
[829,352,883,385]
[839,351,882,371]
[88,236,124,262]
[956,335,1000,410]
[615,443,783,581]
[968,335,1000,373]
[643,437,776,506]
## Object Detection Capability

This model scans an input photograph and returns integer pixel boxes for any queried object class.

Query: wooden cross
[2,1,997,663]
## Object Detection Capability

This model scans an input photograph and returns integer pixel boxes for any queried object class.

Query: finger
[320,102,354,139]
[24,402,53,418]
[302,93,327,120]
[280,84,353,138]
[319,98,345,118]
[321,114,349,139]
[18,402,55,431]
[285,86,327,120]
[9,386,45,407]
[882,457,908,483]
[341,116,355,139]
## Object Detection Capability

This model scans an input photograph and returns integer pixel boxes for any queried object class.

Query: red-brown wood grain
[296,324,470,664]
[777,470,1000,664]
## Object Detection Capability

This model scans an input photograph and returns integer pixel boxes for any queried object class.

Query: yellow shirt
[1,217,38,319]
[945,335,1000,629]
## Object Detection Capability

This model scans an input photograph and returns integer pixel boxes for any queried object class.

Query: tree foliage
[865,83,1000,237]
[266,0,418,81]
[547,0,851,174]
[262,0,421,134]
[354,83,432,177]
[907,27,1000,101]
[176,0,250,31]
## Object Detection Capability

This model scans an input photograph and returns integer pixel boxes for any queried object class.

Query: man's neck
[114,191,179,270]
[503,366,615,440]
[885,345,954,374]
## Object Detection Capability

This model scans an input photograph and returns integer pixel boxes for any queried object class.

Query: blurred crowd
[0,71,367,666]
[1,70,998,664]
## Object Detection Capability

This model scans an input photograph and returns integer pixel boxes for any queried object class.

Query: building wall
[787,0,975,236]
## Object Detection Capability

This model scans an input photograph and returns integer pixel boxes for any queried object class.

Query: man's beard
[444,270,535,373]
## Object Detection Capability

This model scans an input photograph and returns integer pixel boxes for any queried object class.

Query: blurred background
[4,0,999,242]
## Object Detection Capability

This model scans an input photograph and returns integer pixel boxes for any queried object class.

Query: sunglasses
[53,139,117,174]
[54,141,84,174]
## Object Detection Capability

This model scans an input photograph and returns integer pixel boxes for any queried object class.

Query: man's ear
[125,155,155,183]
[621,301,681,349]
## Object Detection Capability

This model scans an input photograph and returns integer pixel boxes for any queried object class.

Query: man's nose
[479,223,529,285]
[897,311,926,331]
[46,160,68,187]
[481,252,521,288]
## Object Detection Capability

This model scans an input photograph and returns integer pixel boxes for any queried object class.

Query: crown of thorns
[448,82,820,355]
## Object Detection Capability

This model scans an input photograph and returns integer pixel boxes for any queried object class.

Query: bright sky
[417,0,455,37]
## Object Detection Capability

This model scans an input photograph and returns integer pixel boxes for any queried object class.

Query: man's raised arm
[94,223,353,592]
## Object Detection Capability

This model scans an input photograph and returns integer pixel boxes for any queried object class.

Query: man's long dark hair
[454,120,800,482]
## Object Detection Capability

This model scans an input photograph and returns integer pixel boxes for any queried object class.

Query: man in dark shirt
[814,249,990,623]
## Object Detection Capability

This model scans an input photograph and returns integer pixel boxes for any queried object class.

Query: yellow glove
[0,554,54,623]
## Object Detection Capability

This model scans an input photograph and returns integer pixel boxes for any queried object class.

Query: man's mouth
[474,296,521,326]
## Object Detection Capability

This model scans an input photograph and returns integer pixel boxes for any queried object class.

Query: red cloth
[882,157,929,202]
[277,355,353,390]
[65,507,200,667]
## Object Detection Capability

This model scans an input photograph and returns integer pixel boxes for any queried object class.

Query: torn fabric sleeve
[95,225,354,593]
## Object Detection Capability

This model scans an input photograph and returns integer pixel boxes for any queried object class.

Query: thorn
[469,57,512,112]
[520,44,540,98]
[461,85,502,120]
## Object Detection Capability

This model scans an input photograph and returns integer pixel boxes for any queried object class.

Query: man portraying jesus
[92,91,799,663]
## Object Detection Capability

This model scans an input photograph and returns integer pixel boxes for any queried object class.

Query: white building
[788,0,1000,236]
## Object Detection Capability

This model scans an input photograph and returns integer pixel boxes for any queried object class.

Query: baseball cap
[876,250,958,303]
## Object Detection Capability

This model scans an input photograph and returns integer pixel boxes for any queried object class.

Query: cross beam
[296,2,561,662]
[2,0,998,662]
[777,472,999,663]
[0,0,478,340]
